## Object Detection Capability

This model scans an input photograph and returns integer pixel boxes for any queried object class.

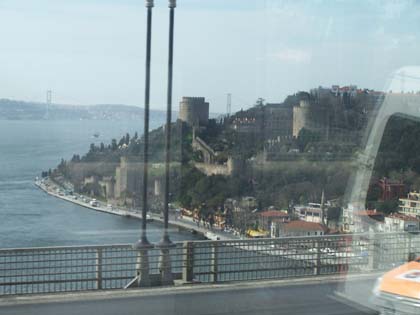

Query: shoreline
[34,179,236,241]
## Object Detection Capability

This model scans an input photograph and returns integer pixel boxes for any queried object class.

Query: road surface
[0,278,378,315]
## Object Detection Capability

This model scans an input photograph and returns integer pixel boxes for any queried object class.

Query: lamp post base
[157,233,176,286]
[133,234,154,287]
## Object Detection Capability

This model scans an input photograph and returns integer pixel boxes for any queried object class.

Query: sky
[0,0,420,113]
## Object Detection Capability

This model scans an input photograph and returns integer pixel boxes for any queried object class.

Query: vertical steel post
[96,248,103,289]
[314,240,321,276]
[182,241,194,283]
[157,0,177,286]
[368,231,379,271]
[133,0,154,288]
[210,243,219,283]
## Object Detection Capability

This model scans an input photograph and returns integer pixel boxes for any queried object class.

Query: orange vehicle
[373,257,420,315]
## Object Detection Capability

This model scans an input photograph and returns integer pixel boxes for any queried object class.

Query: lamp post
[133,0,154,287]
[157,0,177,286]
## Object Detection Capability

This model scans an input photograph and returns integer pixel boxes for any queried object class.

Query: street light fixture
[133,0,154,288]
[157,0,177,286]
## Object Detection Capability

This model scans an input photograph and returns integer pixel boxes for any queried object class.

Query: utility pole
[320,189,326,226]
[157,0,177,286]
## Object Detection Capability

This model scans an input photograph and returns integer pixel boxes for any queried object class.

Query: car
[320,248,336,256]
[89,200,99,207]
[372,257,420,315]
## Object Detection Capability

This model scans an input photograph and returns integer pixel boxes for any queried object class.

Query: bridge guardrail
[0,232,418,295]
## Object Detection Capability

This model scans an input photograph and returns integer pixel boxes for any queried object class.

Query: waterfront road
[0,277,378,315]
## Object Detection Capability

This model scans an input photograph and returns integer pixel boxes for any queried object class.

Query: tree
[111,139,118,151]
[297,128,321,152]
[255,98,265,107]
[118,137,125,147]
[71,154,80,162]
[374,200,399,215]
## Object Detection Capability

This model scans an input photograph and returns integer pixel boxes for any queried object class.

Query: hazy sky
[1,0,420,112]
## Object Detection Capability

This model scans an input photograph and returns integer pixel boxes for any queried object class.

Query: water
[0,120,199,248]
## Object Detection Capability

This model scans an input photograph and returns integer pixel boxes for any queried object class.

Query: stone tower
[292,99,310,138]
[178,97,209,126]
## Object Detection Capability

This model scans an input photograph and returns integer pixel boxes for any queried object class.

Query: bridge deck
[0,275,378,315]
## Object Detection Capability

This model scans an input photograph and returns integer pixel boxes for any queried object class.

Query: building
[258,210,289,231]
[399,192,420,218]
[352,210,384,233]
[377,177,405,201]
[341,203,362,232]
[341,204,385,233]
[178,97,209,126]
[384,213,420,232]
[276,221,328,237]
[294,203,324,223]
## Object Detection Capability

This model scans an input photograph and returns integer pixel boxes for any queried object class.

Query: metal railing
[0,232,419,295]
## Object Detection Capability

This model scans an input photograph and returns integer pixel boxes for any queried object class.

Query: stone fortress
[292,99,310,138]
[178,96,244,176]
[96,96,227,205]
[178,97,209,126]
[87,86,385,205]
[114,156,142,201]
[233,85,384,141]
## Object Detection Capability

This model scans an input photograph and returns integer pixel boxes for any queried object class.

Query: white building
[294,203,326,224]
[399,191,420,218]
[341,203,386,233]
[384,213,420,232]
[277,221,328,237]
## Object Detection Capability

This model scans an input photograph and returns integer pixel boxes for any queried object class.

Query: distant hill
[0,99,173,121]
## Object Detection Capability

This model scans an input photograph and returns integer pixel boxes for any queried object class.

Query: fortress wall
[194,163,230,176]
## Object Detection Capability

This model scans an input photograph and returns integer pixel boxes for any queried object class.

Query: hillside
[0,99,170,121]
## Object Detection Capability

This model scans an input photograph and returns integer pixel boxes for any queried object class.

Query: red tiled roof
[271,218,291,223]
[354,210,383,216]
[387,213,420,222]
[259,211,289,218]
[283,221,327,232]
